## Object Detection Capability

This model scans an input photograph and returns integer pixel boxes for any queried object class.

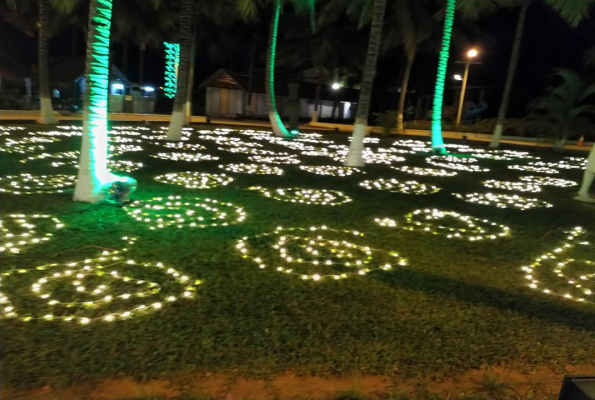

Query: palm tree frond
[544,0,593,27]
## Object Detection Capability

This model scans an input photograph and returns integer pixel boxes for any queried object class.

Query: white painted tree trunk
[310,109,319,123]
[345,123,367,167]
[38,97,57,124]
[576,146,595,202]
[167,111,185,141]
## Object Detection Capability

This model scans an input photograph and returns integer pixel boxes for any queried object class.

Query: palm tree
[73,0,115,202]
[458,0,595,148]
[166,0,193,140]
[345,0,387,166]
[527,69,595,151]
[430,0,456,155]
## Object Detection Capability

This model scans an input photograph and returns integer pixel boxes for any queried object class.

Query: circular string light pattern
[482,179,542,193]
[430,155,479,163]
[1,214,64,253]
[153,142,207,151]
[248,155,301,164]
[299,166,363,177]
[359,178,441,195]
[519,175,578,188]
[150,152,220,162]
[0,173,76,195]
[426,159,490,172]
[391,166,457,177]
[48,159,144,173]
[0,239,202,323]
[508,164,559,174]
[331,150,406,165]
[530,158,586,171]
[154,171,233,189]
[248,187,352,206]
[235,226,407,281]
[0,126,26,136]
[219,163,284,175]
[0,137,60,154]
[522,227,594,304]
[453,192,553,210]
[219,146,279,156]
[125,195,246,230]
[374,209,510,241]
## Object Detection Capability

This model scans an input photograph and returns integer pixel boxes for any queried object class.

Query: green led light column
[74,0,115,202]
[430,0,456,155]
[266,0,292,138]
[164,42,180,99]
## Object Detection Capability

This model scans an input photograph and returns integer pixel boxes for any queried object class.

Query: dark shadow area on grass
[377,267,595,332]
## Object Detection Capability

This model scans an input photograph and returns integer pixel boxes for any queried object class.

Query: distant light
[454,74,462,81]
[467,49,478,58]
[289,129,300,136]
[331,82,340,90]
[143,86,155,92]
[112,83,124,90]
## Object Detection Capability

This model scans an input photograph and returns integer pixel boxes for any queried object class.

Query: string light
[1,214,64,253]
[299,166,363,177]
[125,195,246,229]
[164,42,180,98]
[21,144,142,163]
[391,166,458,177]
[508,164,559,174]
[519,175,578,188]
[453,192,554,210]
[154,142,206,151]
[154,171,233,189]
[0,126,26,136]
[235,226,407,281]
[0,238,201,323]
[48,159,143,173]
[430,155,478,163]
[219,146,279,156]
[0,137,59,153]
[0,173,76,194]
[375,209,510,241]
[248,155,301,164]
[219,163,284,175]
[248,187,352,205]
[426,159,490,172]
[150,152,220,162]
[359,178,441,195]
[522,227,594,304]
[530,158,586,171]
[483,179,542,193]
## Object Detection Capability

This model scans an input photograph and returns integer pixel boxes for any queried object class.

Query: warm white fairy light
[522,227,594,304]
[219,146,279,156]
[483,179,542,193]
[508,164,559,174]
[430,155,479,163]
[150,152,220,162]
[0,126,26,136]
[125,195,246,229]
[391,166,458,177]
[0,137,60,154]
[299,166,363,177]
[0,214,64,253]
[219,163,284,175]
[426,159,489,172]
[154,141,206,151]
[331,150,406,165]
[0,238,201,323]
[48,159,143,173]
[375,209,510,241]
[235,226,407,281]
[531,158,586,171]
[248,155,301,164]
[359,178,441,195]
[519,175,578,188]
[154,171,233,189]
[0,173,76,195]
[21,144,141,164]
[453,192,554,210]
[248,187,352,205]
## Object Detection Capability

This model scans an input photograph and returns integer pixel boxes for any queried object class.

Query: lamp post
[455,49,478,126]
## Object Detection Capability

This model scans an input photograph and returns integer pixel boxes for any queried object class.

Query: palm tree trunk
[345,0,386,166]
[489,3,529,149]
[38,0,57,124]
[311,72,323,123]
[74,0,114,203]
[138,42,146,85]
[266,0,291,137]
[244,33,257,114]
[396,49,415,135]
[166,0,192,140]
[185,29,197,121]
[430,0,456,155]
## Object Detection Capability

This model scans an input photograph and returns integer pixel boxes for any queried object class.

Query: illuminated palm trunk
[266,0,292,138]
[166,0,192,140]
[38,0,57,124]
[73,0,114,202]
[345,0,386,166]
[430,0,456,155]
[396,49,415,135]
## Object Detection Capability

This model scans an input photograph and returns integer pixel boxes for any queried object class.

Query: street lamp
[331,82,340,90]
[455,48,479,126]
[454,74,462,81]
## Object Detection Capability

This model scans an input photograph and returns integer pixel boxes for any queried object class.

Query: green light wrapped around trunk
[430,0,456,155]
[164,42,180,99]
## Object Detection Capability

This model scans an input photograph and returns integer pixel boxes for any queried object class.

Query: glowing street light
[455,48,480,126]
[454,74,462,81]
[331,82,340,90]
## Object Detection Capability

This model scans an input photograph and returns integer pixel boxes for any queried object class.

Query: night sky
[2,2,594,119]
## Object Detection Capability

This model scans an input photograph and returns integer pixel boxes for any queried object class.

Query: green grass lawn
[1,124,594,392]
